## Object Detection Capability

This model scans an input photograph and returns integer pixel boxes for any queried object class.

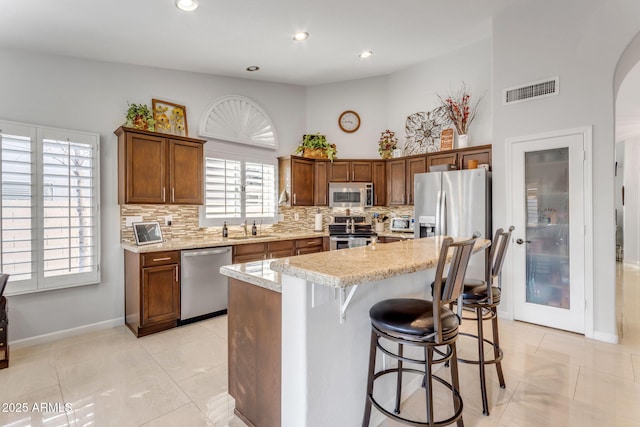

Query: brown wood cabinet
[0,297,7,369]
[229,277,281,427]
[295,237,324,255]
[124,250,181,337]
[278,156,315,206]
[233,242,267,263]
[372,160,386,206]
[426,152,458,171]
[425,144,492,172]
[116,127,205,205]
[329,160,372,182]
[268,240,296,258]
[314,160,330,206]
[386,155,426,205]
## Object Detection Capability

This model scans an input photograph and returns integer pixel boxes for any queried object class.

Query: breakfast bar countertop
[269,236,490,289]
[220,259,282,292]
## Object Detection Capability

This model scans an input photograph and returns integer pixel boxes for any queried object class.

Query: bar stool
[457,226,514,416]
[362,234,479,427]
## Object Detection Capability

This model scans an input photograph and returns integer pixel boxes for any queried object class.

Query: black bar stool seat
[461,281,501,304]
[370,298,458,339]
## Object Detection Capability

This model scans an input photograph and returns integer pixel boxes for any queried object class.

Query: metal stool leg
[449,342,464,427]
[491,309,506,388]
[362,329,377,427]
[476,307,489,416]
[424,347,434,427]
[394,343,403,414]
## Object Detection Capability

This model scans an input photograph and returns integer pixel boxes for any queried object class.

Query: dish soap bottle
[251,220,257,236]
[222,221,228,238]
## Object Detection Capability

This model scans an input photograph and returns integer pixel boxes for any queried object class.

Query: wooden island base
[228,278,281,427]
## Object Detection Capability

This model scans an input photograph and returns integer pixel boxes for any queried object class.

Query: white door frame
[505,126,594,338]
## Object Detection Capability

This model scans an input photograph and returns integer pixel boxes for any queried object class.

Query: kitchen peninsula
[221,236,490,427]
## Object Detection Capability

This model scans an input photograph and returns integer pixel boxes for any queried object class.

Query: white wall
[0,48,306,342]
[491,0,640,341]
[306,75,388,158]
[623,139,640,265]
[387,38,493,148]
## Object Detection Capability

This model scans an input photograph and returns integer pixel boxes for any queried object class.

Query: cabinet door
[123,132,167,204]
[142,264,180,326]
[427,152,457,172]
[387,159,406,205]
[458,147,492,170]
[372,161,386,206]
[291,158,315,206]
[351,161,373,182]
[405,156,426,205]
[169,139,203,204]
[329,161,350,182]
[314,160,329,206]
[268,240,295,259]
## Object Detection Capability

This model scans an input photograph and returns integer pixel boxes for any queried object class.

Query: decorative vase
[457,134,469,149]
[380,150,393,159]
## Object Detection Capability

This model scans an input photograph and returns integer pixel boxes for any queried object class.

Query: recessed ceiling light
[246,66,260,72]
[359,50,373,59]
[175,0,199,11]
[293,32,309,42]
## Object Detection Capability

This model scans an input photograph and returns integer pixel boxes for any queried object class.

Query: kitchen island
[221,236,490,427]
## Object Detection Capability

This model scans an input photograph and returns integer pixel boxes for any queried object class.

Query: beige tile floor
[1,262,639,426]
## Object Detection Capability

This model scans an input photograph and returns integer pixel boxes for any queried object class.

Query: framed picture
[133,221,164,245]
[152,99,188,136]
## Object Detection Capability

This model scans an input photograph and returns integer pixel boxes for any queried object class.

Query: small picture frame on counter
[133,221,163,245]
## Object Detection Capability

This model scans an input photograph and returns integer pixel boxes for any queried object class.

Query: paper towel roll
[314,213,323,231]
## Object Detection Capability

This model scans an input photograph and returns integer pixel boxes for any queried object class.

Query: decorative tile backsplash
[120,204,414,243]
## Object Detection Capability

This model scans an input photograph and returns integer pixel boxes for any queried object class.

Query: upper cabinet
[278,156,315,206]
[116,127,205,205]
[426,144,492,172]
[329,160,373,182]
[387,155,426,205]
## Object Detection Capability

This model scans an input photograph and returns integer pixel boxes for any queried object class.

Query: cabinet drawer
[233,242,267,256]
[296,237,324,248]
[268,240,295,252]
[142,251,180,267]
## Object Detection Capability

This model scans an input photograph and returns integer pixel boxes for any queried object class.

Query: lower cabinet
[295,237,324,255]
[233,243,267,263]
[232,237,326,262]
[229,278,281,427]
[0,296,8,369]
[125,250,181,337]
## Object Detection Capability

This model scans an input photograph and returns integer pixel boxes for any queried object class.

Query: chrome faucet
[240,220,248,236]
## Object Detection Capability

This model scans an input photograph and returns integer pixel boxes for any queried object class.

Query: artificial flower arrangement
[438,83,483,136]
[378,129,398,159]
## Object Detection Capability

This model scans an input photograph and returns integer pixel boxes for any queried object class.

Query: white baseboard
[592,330,619,344]
[9,317,125,350]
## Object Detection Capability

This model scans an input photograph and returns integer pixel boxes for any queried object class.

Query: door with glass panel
[511,133,585,333]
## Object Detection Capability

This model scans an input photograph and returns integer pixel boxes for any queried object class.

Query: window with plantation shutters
[201,154,276,226]
[0,120,100,295]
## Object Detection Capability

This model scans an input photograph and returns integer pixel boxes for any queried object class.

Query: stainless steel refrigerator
[414,168,491,278]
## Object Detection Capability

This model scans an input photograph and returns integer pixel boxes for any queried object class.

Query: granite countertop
[376,231,415,239]
[221,260,281,292]
[269,236,490,289]
[121,231,328,253]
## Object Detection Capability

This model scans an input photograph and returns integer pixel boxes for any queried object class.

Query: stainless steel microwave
[328,182,374,208]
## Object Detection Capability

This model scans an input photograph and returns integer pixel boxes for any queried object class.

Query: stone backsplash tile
[120,204,415,243]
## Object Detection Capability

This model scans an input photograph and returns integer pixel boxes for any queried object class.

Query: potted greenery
[125,102,156,131]
[296,133,337,161]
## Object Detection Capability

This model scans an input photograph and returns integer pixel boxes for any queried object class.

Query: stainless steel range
[328,215,376,250]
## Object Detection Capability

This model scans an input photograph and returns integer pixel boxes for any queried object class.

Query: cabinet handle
[163,187,166,202]
[307,241,315,245]
[153,257,172,262]
[175,267,179,282]
[171,188,175,202]
[293,193,297,204]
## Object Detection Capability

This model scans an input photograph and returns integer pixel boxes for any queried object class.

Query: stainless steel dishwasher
[180,246,232,324]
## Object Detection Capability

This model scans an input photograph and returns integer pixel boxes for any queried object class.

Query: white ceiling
[0,0,519,86]
[3,0,639,137]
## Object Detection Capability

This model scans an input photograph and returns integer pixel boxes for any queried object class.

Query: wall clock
[338,110,361,133]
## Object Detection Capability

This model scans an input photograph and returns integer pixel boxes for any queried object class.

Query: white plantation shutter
[205,158,242,219]
[245,162,275,218]
[201,154,276,226]
[1,123,36,293]
[0,120,100,295]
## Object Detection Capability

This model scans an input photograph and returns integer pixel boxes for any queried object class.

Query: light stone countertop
[220,260,282,292]
[269,236,490,289]
[121,231,328,253]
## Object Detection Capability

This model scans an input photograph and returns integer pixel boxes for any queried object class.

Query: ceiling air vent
[503,77,559,105]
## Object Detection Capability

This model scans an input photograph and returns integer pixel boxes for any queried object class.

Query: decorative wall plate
[403,106,449,155]
[199,95,277,149]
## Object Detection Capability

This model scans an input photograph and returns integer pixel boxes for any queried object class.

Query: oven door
[330,235,373,250]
